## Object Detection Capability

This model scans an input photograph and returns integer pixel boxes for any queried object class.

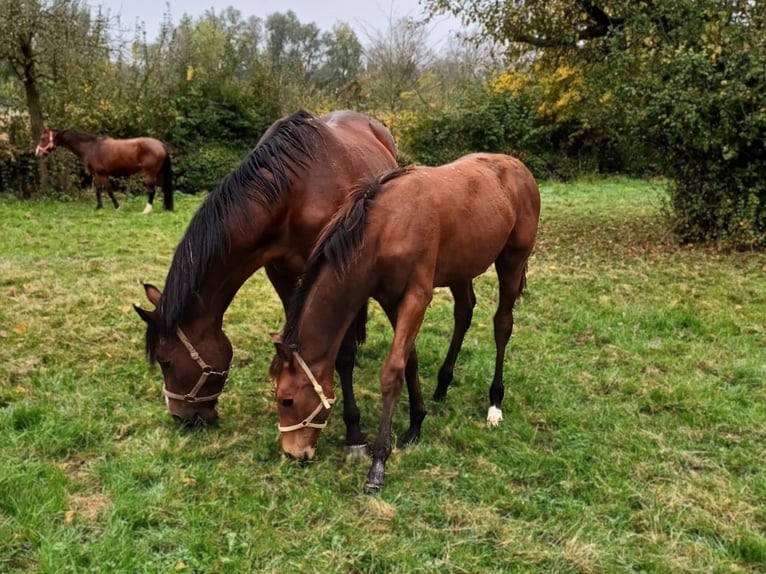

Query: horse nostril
[281,398,294,407]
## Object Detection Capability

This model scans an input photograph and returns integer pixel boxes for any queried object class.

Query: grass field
[1,179,765,573]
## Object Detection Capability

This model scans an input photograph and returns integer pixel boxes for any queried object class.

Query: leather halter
[35,131,56,156]
[163,328,228,403]
[277,351,335,432]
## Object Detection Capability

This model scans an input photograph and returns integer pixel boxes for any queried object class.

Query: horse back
[366,153,540,286]
[277,112,398,254]
[320,111,398,177]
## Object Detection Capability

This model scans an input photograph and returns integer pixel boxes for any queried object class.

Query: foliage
[424,0,766,247]
[627,8,766,248]
[1,181,766,571]
[400,72,614,179]
[174,144,248,195]
[399,83,538,166]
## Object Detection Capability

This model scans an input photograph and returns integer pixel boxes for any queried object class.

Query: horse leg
[433,281,476,402]
[143,183,156,214]
[487,247,533,426]
[94,178,119,209]
[336,315,367,452]
[366,285,431,494]
[401,344,426,446]
[102,177,119,209]
[379,300,427,446]
[264,264,299,318]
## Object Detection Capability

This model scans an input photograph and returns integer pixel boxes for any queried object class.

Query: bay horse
[132,109,400,440]
[270,153,541,493]
[35,128,173,213]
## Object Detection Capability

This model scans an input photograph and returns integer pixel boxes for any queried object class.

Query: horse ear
[133,304,157,325]
[143,283,162,307]
[270,333,294,361]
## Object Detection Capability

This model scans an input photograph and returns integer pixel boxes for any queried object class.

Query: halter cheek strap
[277,351,335,432]
[36,131,56,156]
[163,328,228,403]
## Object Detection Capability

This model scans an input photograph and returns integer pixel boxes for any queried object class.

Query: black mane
[282,165,413,346]
[55,129,102,146]
[156,109,325,337]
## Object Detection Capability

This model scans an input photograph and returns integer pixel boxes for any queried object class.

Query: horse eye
[280,398,294,407]
[158,360,171,370]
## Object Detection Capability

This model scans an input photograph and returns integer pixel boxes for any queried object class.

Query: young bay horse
[35,128,173,213]
[270,153,541,493]
[132,110,400,439]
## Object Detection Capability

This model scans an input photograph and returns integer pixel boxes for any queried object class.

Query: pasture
[0,179,764,573]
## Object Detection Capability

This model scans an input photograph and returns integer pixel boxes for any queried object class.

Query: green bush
[643,47,766,249]
[399,84,621,180]
[173,145,249,195]
[400,86,545,167]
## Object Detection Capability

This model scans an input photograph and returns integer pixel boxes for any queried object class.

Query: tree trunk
[20,44,48,196]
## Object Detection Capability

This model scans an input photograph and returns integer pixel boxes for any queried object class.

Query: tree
[313,24,362,91]
[364,14,434,119]
[424,0,766,248]
[0,0,107,142]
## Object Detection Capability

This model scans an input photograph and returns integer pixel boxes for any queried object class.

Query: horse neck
[174,202,284,331]
[294,268,372,374]
[56,131,97,158]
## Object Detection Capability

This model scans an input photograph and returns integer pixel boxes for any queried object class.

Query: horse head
[35,128,57,157]
[269,334,336,461]
[134,284,232,426]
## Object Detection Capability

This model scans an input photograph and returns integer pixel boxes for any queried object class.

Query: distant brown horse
[35,128,173,213]
[132,110,400,436]
[270,153,541,493]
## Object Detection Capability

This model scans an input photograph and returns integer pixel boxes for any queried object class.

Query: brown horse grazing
[132,109,399,438]
[35,128,173,213]
[270,153,541,493]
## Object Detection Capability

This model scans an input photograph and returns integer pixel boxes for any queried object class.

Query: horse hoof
[400,431,420,447]
[364,482,383,495]
[343,444,369,458]
[486,406,503,426]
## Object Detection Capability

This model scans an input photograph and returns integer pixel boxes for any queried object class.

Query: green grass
[1,180,765,573]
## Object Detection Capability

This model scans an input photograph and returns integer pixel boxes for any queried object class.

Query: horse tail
[160,146,173,211]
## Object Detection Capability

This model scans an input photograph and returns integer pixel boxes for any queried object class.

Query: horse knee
[380,360,406,395]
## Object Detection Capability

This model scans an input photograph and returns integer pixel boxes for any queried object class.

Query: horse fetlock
[343,443,370,459]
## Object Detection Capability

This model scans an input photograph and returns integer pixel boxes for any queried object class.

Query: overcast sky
[89,0,464,46]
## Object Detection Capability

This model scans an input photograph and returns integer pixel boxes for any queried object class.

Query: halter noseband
[164,328,228,404]
[277,351,335,432]
[35,131,56,156]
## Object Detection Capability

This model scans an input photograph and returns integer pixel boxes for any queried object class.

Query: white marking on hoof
[487,406,503,426]
[142,203,153,214]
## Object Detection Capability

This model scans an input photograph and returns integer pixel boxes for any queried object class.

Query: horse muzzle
[169,403,220,427]
[280,431,317,461]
